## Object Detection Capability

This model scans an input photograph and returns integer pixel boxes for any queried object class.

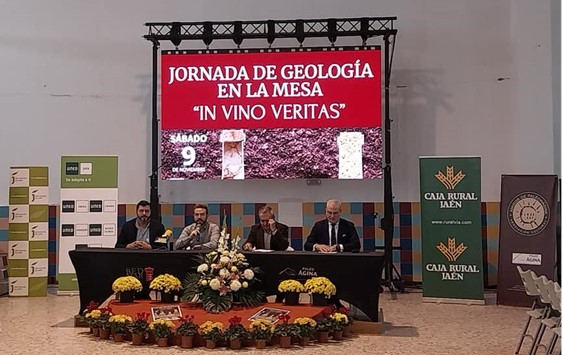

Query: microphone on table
[175,222,202,250]
[154,229,173,250]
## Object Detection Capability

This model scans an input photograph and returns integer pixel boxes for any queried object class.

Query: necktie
[330,223,337,246]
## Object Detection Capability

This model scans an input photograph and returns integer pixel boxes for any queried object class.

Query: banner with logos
[420,157,484,304]
[8,166,49,297]
[497,175,558,307]
[58,156,118,293]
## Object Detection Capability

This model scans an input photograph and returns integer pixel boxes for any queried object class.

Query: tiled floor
[0,288,558,355]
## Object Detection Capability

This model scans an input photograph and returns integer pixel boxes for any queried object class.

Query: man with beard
[115,200,166,249]
[174,204,220,250]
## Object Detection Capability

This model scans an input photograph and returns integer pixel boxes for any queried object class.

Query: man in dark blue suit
[304,199,361,253]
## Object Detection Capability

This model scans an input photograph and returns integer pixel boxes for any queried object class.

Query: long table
[69,248,385,321]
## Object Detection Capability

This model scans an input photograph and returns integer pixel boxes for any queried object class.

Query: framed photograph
[151,305,182,321]
[248,307,290,323]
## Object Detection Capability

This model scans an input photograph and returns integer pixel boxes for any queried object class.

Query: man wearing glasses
[304,199,361,253]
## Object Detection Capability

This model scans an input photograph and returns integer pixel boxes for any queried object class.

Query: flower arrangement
[277,279,304,293]
[293,317,317,338]
[304,277,336,298]
[329,312,349,331]
[249,319,275,341]
[338,307,353,325]
[108,314,133,334]
[176,315,199,337]
[128,312,151,335]
[96,307,113,330]
[84,309,101,328]
[315,317,334,332]
[183,217,264,313]
[223,316,249,341]
[273,314,299,337]
[112,276,143,293]
[199,321,224,341]
[149,274,181,294]
[149,319,176,339]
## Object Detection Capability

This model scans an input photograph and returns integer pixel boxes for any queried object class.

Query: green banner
[420,157,484,303]
[60,156,118,188]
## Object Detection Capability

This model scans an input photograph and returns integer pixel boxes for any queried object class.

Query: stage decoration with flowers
[293,317,317,338]
[149,319,176,339]
[182,215,264,313]
[108,314,133,334]
[112,276,143,293]
[277,279,304,293]
[199,321,224,341]
[176,315,200,337]
[128,312,151,336]
[304,276,337,298]
[223,316,249,341]
[249,319,275,341]
[330,312,349,331]
[149,273,182,294]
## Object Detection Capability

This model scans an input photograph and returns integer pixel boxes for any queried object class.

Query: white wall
[0,0,558,205]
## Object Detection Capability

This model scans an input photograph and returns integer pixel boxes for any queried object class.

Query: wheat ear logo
[437,237,467,262]
[435,166,465,190]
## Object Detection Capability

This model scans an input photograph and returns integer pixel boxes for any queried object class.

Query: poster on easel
[58,156,118,293]
[8,166,49,297]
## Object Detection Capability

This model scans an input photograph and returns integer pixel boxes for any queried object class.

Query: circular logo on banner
[507,192,550,236]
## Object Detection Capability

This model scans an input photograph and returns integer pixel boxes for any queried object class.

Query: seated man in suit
[242,205,290,251]
[174,204,220,250]
[304,199,361,253]
[115,200,165,249]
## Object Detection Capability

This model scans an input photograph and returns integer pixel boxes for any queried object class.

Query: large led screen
[161,47,382,180]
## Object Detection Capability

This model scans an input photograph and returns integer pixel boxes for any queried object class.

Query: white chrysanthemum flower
[222,250,229,256]
[242,281,248,288]
[197,264,209,273]
[201,279,208,286]
[230,280,242,291]
[220,256,230,264]
[236,253,245,259]
[231,266,238,272]
[209,278,221,290]
[243,269,254,280]
[219,268,229,278]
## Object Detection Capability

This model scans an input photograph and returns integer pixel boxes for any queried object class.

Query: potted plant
[112,276,142,303]
[108,314,132,342]
[249,319,274,349]
[97,307,113,339]
[277,279,304,305]
[149,273,181,302]
[84,309,102,336]
[182,223,265,313]
[127,312,151,345]
[223,316,249,349]
[81,301,99,332]
[329,312,349,340]
[176,315,199,348]
[293,317,317,346]
[149,319,176,347]
[314,317,334,343]
[199,321,224,349]
[304,277,336,306]
[337,307,353,336]
[273,314,299,348]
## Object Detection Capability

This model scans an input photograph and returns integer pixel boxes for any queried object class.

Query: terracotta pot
[92,327,100,337]
[299,337,310,346]
[343,326,352,337]
[317,331,329,343]
[279,335,291,348]
[333,330,343,340]
[284,292,300,305]
[113,333,125,342]
[156,337,169,347]
[312,293,328,306]
[119,290,135,303]
[255,339,267,349]
[230,338,242,349]
[100,328,111,339]
[131,333,144,345]
[88,326,93,334]
[205,339,217,349]
[180,335,194,349]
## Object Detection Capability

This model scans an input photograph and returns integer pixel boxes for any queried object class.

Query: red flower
[136,312,150,321]
[337,307,350,315]
[228,316,242,325]
[86,301,99,311]
[277,314,291,324]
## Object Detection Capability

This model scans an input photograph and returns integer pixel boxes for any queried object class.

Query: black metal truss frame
[143,17,400,297]
[144,17,396,47]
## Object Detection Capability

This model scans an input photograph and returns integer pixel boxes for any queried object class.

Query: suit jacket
[174,222,220,250]
[244,222,289,251]
[304,218,360,252]
[115,218,166,249]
